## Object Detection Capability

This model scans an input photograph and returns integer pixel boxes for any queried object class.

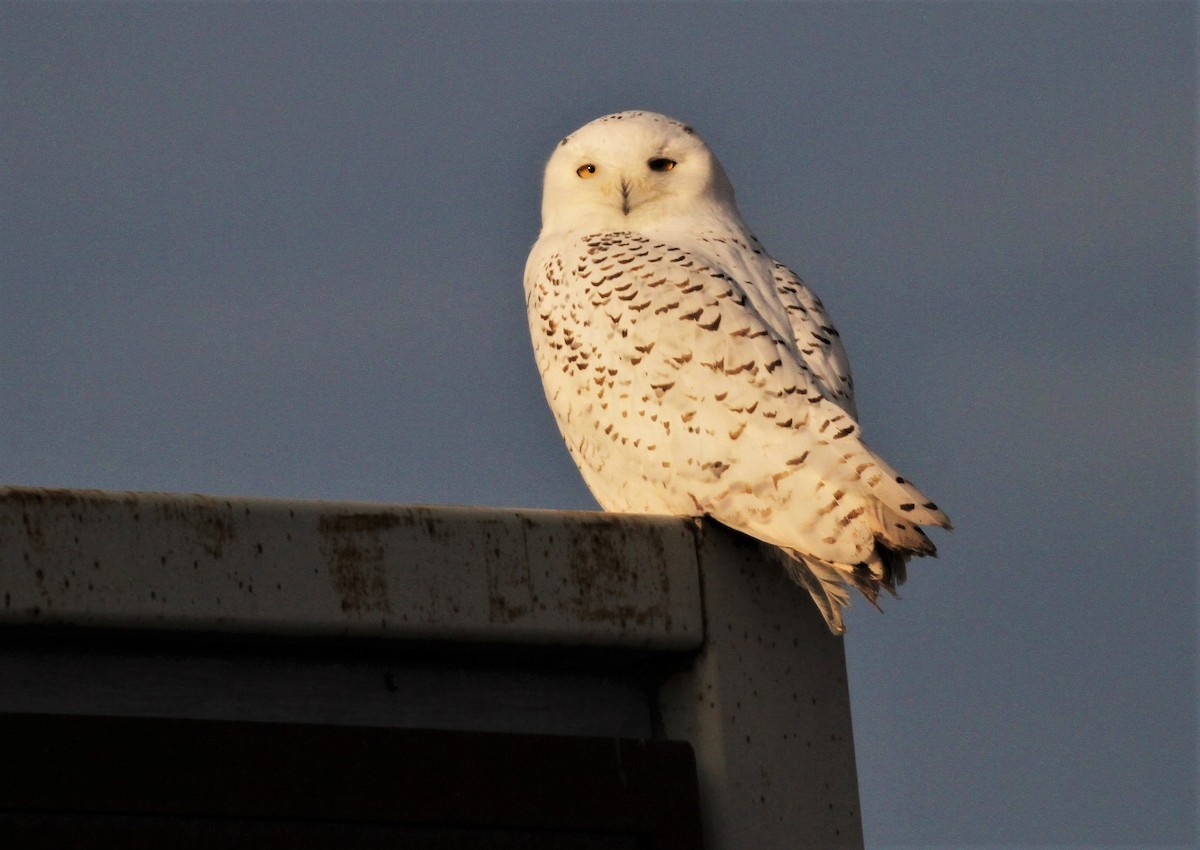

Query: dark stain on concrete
[320,513,402,535]
[319,513,397,616]
[487,513,677,631]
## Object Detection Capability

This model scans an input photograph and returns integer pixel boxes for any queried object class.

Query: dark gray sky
[3,2,1195,846]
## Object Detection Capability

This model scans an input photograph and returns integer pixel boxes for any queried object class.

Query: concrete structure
[0,486,863,847]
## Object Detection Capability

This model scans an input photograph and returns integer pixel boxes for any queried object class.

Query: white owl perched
[524,111,950,633]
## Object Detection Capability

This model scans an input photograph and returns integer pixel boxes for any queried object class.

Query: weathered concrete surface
[0,487,702,649]
[658,523,865,849]
[0,486,864,848]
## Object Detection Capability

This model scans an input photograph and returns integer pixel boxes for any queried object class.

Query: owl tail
[765,546,853,635]
[766,541,920,636]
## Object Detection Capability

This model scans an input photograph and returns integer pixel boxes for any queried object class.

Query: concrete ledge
[0,486,864,847]
[0,487,703,650]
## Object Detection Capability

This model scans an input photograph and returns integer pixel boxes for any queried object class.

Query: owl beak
[620,178,632,215]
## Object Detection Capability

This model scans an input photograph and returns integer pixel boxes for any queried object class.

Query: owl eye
[648,158,676,172]
[576,164,597,178]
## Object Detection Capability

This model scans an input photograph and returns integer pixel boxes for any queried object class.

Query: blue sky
[2,2,1195,846]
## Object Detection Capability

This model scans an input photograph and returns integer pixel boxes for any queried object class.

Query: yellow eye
[648,158,676,172]
[576,164,597,178]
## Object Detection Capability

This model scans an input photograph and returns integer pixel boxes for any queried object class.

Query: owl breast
[525,229,802,517]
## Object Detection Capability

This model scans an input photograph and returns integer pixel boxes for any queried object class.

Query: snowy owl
[524,111,950,633]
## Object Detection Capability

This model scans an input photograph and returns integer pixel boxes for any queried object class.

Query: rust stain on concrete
[486,519,533,624]
[319,513,397,616]
[152,496,238,559]
[320,513,402,535]
[487,514,675,630]
[564,518,672,629]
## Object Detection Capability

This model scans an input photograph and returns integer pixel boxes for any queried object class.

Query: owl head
[539,111,743,235]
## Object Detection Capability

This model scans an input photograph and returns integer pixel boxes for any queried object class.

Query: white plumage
[524,111,950,633]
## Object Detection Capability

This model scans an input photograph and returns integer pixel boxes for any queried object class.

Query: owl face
[539,111,738,234]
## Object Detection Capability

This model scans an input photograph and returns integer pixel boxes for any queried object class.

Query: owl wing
[686,234,857,419]
[527,230,948,568]
[702,284,944,556]
[764,261,858,419]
